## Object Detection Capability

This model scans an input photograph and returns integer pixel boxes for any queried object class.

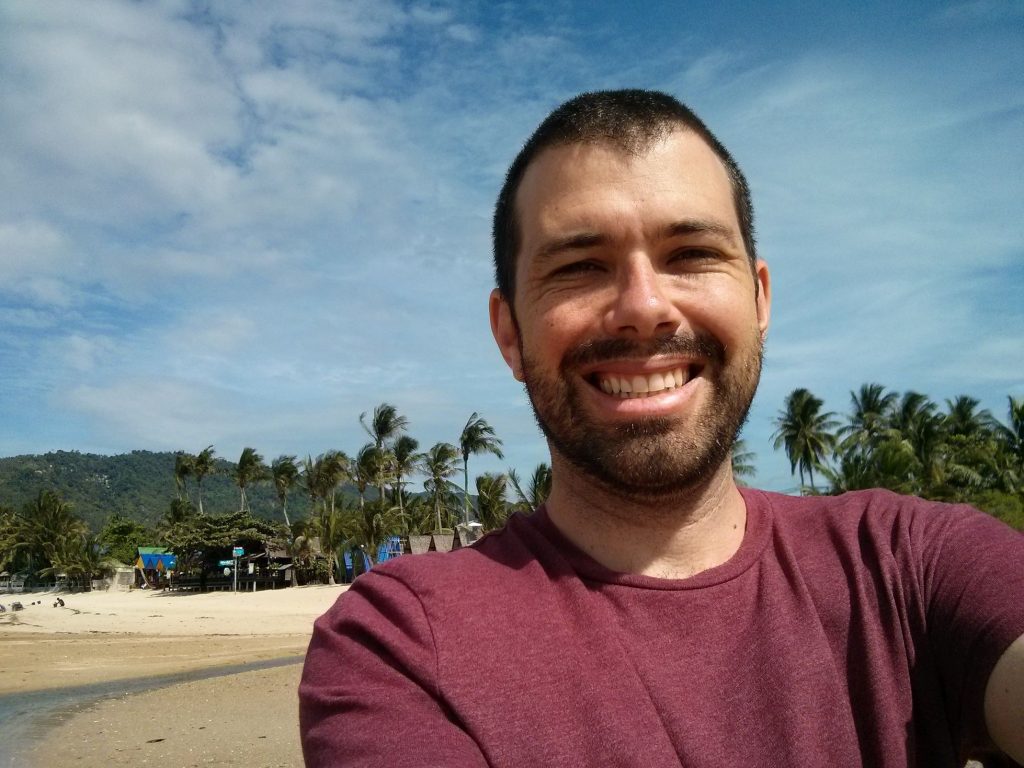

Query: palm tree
[459,413,504,524]
[354,444,383,511]
[731,439,757,486]
[837,383,898,454]
[234,447,268,513]
[173,452,193,502]
[475,473,510,532]
[944,395,994,439]
[317,450,351,517]
[771,388,838,492]
[508,463,552,512]
[886,391,944,495]
[423,442,460,533]
[191,445,216,515]
[995,396,1024,471]
[361,403,409,502]
[271,455,300,529]
[391,435,422,528]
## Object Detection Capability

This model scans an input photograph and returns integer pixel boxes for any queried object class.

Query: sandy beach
[0,585,347,767]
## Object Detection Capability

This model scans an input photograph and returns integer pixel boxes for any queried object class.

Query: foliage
[731,440,757,486]
[0,490,114,589]
[99,513,153,565]
[459,412,504,525]
[775,385,1024,529]
[161,509,282,574]
[475,473,510,532]
[423,442,461,533]
[508,463,551,513]
[772,389,838,491]
[0,450,318,532]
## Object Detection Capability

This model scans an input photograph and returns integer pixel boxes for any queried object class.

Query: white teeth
[597,367,690,399]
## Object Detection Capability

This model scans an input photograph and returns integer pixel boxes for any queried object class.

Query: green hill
[0,450,328,532]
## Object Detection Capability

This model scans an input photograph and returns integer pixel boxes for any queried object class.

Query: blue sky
[1,0,1021,493]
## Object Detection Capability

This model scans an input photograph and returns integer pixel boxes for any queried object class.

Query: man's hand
[985,632,1024,762]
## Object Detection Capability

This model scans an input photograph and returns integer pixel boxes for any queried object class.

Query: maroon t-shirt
[300,489,1024,767]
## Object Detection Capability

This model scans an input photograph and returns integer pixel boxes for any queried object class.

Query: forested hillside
[0,450,317,532]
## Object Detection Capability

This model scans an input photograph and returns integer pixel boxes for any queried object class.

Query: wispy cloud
[0,1,1020,492]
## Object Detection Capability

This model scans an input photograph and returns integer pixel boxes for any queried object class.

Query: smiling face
[490,129,771,498]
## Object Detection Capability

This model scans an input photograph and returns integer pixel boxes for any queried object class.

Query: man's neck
[544,456,747,580]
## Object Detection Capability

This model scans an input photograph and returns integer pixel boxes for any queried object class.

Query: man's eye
[552,260,601,276]
[670,247,718,263]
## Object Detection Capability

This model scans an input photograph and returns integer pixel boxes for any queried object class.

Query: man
[300,90,1024,766]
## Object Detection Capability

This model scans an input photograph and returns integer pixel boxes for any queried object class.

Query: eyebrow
[663,219,738,245]
[533,232,607,262]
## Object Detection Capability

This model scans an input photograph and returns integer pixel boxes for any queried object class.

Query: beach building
[134,547,177,589]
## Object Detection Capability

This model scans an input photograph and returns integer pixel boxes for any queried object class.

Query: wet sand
[0,586,346,767]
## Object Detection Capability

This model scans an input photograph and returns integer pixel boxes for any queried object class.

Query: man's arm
[299,569,488,767]
[985,632,1024,763]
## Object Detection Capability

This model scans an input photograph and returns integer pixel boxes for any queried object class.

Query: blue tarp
[137,552,177,570]
[343,549,372,581]
[376,536,403,564]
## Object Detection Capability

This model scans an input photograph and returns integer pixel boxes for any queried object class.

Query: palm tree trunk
[463,460,470,525]
[281,495,291,530]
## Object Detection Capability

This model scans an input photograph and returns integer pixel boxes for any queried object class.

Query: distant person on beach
[300,90,1024,766]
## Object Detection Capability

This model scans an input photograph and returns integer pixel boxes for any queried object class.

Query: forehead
[514,130,740,261]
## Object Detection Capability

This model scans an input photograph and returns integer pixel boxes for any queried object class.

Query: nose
[604,254,683,338]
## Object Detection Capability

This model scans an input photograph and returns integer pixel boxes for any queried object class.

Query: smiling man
[300,90,1024,767]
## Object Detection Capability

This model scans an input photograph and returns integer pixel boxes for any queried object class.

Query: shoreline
[1,586,345,766]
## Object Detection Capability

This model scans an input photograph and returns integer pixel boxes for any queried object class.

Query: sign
[218,560,233,567]
[232,546,244,557]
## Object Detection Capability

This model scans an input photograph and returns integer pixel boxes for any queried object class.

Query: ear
[489,289,524,381]
[754,259,771,341]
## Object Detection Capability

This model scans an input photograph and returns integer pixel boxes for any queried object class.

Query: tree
[459,413,504,524]
[508,463,551,512]
[475,473,510,532]
[994,396,1024,473]
[301,452,350,585]
[174,451,193,502]
[943,395,994,439]
[234,447,269,513]
[271,455,300,529]
[771,388,838,492]
[353,444,384,511]
[191,445,217,515]
[730,439,757,486]
[837,383,897,455]
[361,403,409,503]
[360,403,409,449]
[99,513,152,565]
[391,435,422,529]
[5,491,89,587]
[423,442,460,533]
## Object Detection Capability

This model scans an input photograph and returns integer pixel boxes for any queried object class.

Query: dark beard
[521,331,762,499]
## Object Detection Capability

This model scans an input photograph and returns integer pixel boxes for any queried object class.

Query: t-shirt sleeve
[299,569,488,767]
[915,501,1024,752]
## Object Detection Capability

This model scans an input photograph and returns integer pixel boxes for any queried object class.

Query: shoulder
[745,487,1021,574]
[345,513,552,608]
[747,486,989,536]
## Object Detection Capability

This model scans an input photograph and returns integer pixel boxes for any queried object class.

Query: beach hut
[135,547,177,588]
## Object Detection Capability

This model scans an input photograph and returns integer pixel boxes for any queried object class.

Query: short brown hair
[492,89,756,302]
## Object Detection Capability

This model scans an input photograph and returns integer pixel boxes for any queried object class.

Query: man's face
[490,129,771,497]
